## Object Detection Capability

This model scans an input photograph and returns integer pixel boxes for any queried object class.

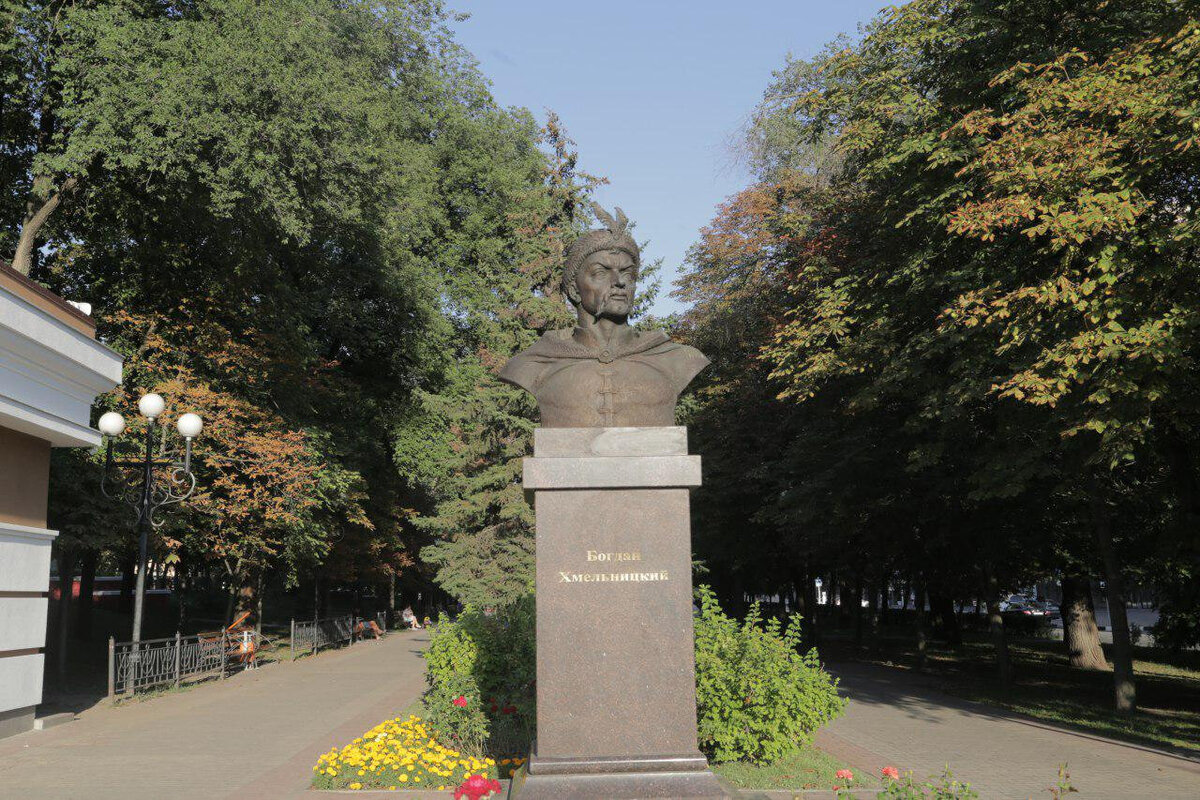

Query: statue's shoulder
[639,333,710,393]
[498,330,575,393]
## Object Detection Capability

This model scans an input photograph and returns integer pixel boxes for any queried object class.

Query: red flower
[882,766,900,780]
[454,774,502,800]
[835,768,854,781]
[452,695,468,708]
[501,704,516,714]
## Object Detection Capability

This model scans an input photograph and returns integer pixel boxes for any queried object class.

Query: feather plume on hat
[562,202,640,305]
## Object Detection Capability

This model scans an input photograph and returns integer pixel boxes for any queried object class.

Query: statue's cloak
[499,328,709,428]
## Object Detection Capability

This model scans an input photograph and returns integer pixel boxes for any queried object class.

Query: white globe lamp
[176,413,203,439]
[98,412,126,437]
[137,393,166,420]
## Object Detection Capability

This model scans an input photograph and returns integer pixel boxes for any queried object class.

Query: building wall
[0,426,50,528]
[0,263,122,739]
[0,492,55,739]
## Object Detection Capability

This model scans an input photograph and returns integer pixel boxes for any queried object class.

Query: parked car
[1003,601,1051,620]
[1002,601,1054,634]
[1029,599,1059,616]
[999,594,1033,611]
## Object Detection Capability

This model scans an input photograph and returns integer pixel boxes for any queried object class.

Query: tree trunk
[1090,481,1136,713]
[792,578,807,638]
[255,571,264,636]
[852,572,864,647]
[868,576,881,650]
[387,571,396,628]
[838,580,854,628]
[313,573,321,621]
[931,591,962,646]
[802,569,819,644]
[55,547,76,683]
[74,549,97,641]
[234,571,256,622]
[881,577,890,625]
[1061,572,1107,670]
[10,176,78,275]
[915,579,929,673]
[986,573,1012,691]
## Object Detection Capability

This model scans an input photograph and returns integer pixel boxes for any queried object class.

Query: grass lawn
[820,629,1200,754]
[714,746,877,792]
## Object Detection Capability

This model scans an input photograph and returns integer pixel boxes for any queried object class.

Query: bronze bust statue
[500,205,709,428]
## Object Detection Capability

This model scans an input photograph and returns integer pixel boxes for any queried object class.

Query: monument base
[509,754,733,799]
[512,427,731,799]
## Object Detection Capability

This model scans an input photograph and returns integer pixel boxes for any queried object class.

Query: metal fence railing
[288,613,390,660]
[290,614,352,657]
[107,630,260,697]
[106,612,392,697]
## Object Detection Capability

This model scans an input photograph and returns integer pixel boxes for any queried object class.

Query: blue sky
[450,0,894,316]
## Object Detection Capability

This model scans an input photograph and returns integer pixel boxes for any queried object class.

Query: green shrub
[423,587,844,765]
[694,585,846,764]
[421,596,536,757]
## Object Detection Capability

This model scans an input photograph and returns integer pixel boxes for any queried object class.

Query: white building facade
[0,263,122,739]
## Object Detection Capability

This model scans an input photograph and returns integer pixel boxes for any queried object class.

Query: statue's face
[575,249,636,319]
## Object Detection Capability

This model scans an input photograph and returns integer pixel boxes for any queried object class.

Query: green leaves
[694,586,845,764]
[421,598,537,756]
[678,0,1200,640]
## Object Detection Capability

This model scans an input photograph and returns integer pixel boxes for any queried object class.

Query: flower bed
[311,714,526,792]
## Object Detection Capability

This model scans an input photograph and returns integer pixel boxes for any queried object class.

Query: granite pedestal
[510,426,730,799]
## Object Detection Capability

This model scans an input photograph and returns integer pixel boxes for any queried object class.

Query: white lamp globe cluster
[98,393,203,439]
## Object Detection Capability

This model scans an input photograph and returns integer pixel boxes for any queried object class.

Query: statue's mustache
[599,286,629,309]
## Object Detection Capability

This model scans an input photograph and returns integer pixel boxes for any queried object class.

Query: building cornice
[0,280,123,447]
[0,263,95,336]
[0,522,59,543]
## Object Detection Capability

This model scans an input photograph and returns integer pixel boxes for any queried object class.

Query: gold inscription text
[586,550,642,562]
[558,571,669,584]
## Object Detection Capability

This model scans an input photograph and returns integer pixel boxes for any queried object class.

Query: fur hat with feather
[562,202,641,305]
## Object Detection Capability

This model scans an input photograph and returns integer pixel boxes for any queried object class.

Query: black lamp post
[98,393,202,649]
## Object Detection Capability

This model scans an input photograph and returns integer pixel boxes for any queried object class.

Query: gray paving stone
[0,631,429,799]
[816,662,1200,800]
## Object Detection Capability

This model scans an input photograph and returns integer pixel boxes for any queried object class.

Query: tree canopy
[677,0,1200,711]
[4,0,604,617]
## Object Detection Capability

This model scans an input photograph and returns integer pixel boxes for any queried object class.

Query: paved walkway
[815,662,1200,800]
[5,634,1198,799]
[0,630,430,799]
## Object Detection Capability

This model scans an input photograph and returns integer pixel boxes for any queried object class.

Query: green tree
[7,2,611,638]
[403,115,601,607]
[679,0,1197,713]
